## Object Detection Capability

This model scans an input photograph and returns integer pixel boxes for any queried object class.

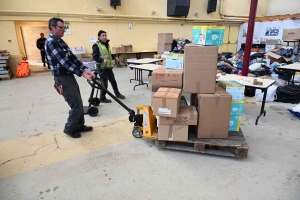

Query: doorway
[15,21,49,71]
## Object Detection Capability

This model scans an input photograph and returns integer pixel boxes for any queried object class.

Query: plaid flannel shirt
[44,33,86,76]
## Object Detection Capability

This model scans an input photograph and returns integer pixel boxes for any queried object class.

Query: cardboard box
[229,115,242,132]
[282,28,300,41]
[159,106,197,125]
[112,47,125,54]
[153,88,182,118]
[197,90,232,138]
[183,45,218,94]
[218,81,245,100]
[152,68,183,90]
[157,43,172,54]
[231,100,244,116]
[158,124,188,141]
[121,44,133,52]
[192,26,225,46]
[166,54,184,69]
[158,33,173,43]
[266,51,294,63]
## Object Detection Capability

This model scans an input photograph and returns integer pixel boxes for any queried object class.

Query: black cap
[98,30,106,36]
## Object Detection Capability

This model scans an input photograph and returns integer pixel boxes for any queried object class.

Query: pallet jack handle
[87,63,136,123]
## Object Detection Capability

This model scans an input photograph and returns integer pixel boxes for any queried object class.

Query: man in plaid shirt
[45,17,95,138]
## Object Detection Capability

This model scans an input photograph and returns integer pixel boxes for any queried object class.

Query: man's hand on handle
[82,68,95,81]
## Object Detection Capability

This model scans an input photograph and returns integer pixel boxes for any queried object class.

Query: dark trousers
[40,50,47,64]
[98,69,120,100]
[54,74,84,132]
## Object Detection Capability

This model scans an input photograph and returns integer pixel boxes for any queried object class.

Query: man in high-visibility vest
[92,30,125,103]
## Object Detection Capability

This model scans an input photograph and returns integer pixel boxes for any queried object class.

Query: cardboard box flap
[121,44,132,47]
[266,51,294,62]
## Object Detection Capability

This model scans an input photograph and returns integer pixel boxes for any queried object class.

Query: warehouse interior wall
[267,0,300,16]
[0,0,288,57]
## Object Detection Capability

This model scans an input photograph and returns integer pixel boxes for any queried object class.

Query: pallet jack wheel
[132,128,142,138]
[87,106,99,117]
[90,97,101,106]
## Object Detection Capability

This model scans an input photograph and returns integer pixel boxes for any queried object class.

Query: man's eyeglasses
[55,25,65,30]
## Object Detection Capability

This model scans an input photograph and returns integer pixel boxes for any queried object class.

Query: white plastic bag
[292,103,300,112]
[254,85,278,102]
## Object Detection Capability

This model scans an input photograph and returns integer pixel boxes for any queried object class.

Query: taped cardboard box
[282,28,300,41]
[197,90,232,138]
[152,68,183,91]
[121,44,133,52]
[112,47,125,54]
[159,106,197,125]
[157,43,172,54]
[158,33,173,43]
[153,87,182,118]
[218,81,245,100]
[158,124,188,141]
[183,44,218,94]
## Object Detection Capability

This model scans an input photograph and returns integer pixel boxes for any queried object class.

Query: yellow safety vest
[94,41,114,69]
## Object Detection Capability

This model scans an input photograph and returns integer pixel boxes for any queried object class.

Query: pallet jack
[83,66,158,139]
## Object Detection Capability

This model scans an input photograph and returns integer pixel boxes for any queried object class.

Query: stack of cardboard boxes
[151,44,244,142]
[157,33,173,54]
[218,81,245,132]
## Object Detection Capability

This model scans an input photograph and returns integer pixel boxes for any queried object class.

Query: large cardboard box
[157,43,172,54]
[158,124,188,141]
[121,44,133,52]
[197,90,232,138]
[229,115,242,132]
[192,26,225,46]
[159,106,198,125]
[282,28,300,41]
[218,81,245,100]
[166,54,184,69]
[112,47,125,54]
[183,45,218,94]
[152,68,183,91]
[153,88,182,118]
[158,33,173,43]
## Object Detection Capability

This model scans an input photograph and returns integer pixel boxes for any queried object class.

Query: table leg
[130,68,139,83]
[133,69,148,90]
[256,88,267,125]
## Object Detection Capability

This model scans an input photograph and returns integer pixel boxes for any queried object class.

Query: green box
[192,26,225,46]
[231,100,244,116]
[218,81,245,100]
[229,115,242,132]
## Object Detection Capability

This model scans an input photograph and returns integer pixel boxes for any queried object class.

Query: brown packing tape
[168,125,173,139]
[214,92,220,107]
[161,88,171,108]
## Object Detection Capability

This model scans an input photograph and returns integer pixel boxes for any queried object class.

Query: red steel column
[242,0,258,76]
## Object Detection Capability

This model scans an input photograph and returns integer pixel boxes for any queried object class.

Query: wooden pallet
[0,72,13,81]
[155,131,248,158]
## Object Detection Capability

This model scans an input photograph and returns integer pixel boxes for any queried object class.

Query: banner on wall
[237,19,300,51]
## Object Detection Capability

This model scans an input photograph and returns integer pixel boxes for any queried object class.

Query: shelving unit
[0,51,13,80]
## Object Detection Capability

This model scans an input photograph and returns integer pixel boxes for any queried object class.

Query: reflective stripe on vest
[94,41,114,69]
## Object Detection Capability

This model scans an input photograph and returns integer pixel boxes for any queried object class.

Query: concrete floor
[0,67,299,200]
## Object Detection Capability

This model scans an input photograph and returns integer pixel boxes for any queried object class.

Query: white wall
[237,19,300,50]
[267,0,300,15]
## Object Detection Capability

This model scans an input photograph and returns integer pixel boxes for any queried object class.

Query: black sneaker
[101,99,112,103]
[64,130,81,138]
[43,63,46,67]
[116,94,125,99]
[76,125,93,132]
